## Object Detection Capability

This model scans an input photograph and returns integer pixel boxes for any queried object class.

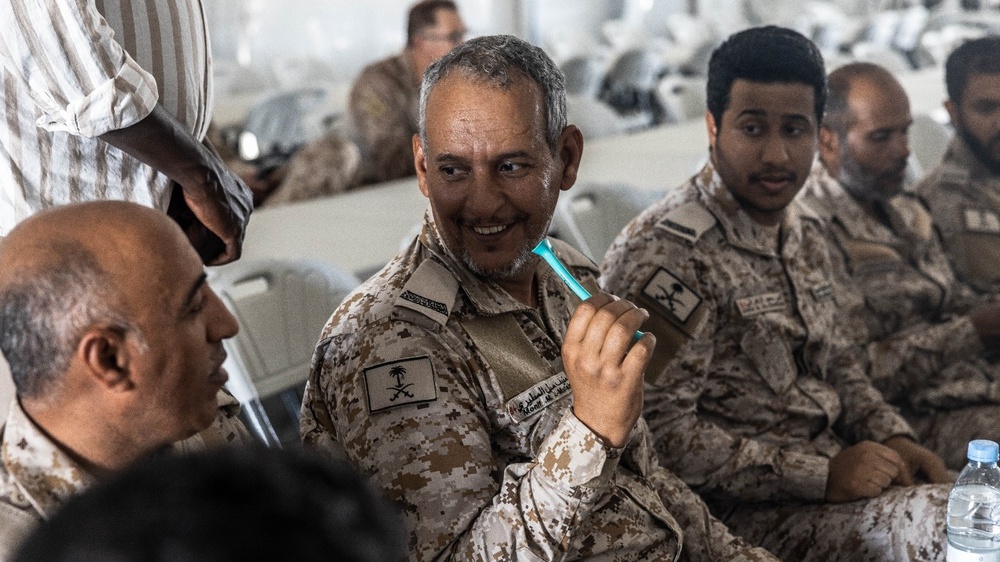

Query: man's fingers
[564,294,615,344]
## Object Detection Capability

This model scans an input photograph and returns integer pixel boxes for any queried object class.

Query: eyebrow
[182,273,208,309]
[736,109,812,122]
[433,150,536,164]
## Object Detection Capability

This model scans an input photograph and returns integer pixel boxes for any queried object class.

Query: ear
[556,125,584,192]
[944,100,959,128]
[705,109,718,151]
[77,326,134,392]
[413,133,430,198]
[818,126,840,170]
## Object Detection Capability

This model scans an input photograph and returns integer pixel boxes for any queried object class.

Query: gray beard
[837,151,897,205]
[461,236,539,281]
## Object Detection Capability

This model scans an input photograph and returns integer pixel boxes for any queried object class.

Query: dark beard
[956,118,1000,175]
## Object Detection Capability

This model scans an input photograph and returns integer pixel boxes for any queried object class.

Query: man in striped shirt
[0,0,251,265]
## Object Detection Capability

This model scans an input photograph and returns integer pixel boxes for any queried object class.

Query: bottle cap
[968,440,999,463]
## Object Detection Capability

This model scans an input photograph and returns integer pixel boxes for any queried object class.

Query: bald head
[824,63,908,138]
[0,201,199,400]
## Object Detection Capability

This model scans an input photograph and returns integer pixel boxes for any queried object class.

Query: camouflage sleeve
[638,434,779,561]
[864,315,983,402]
[604,243,830,504]
[827,322,917,445]
[301,320,622,562]
[348,64,415,183]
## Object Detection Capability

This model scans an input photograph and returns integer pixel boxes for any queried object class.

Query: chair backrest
[567,96,630,140]
[655,76,707,124]
[561,55,606,99]
[910,112,953,174]
[210,259,360,402]
[550,183,664,262]
[240,87,330,160]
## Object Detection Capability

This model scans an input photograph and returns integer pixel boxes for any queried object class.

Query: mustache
[748,168,797,182]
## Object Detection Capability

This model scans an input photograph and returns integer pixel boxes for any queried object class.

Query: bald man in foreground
[0,201,252,557]
[801,62,1000,469]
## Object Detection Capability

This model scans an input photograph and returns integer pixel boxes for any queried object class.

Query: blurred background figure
[13,446,405,562]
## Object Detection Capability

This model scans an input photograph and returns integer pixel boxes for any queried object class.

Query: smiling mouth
[471,224,510,235]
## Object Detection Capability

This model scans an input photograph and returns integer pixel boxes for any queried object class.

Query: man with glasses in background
[349,0,467,186]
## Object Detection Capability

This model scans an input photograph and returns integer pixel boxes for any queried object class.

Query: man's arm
[99,105,252,265]
[348,64,418,184]
[301,319,629,561]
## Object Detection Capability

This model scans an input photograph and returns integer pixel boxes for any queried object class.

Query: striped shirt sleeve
[0,0,159,137]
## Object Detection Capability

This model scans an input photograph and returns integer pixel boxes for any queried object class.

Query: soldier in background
[0,201,252,557]
[301,35,776,562]
[801,62,1000,469]
[602,26,953,561]
[914,36,1000,296]
[349,0,467,186]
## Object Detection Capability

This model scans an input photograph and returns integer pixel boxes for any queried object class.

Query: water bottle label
[948,543,1000,562]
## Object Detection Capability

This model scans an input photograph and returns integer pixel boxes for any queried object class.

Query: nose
[206,288,239,342]
[760,132,791,165]
[464,175,506,218]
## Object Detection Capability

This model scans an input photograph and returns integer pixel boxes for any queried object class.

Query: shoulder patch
[363,356,437,413]
[655,201,717,243]
[395,259,458,326]
[641,268,703,323]
[964,208,1000,234]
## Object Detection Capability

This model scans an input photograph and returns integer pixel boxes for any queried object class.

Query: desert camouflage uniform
[601,164,951,561]
[801,165,1000,468]
[300,215,776,562]
[348,53,420,186]
[263,133,361,207]
[914,136,1000,297]
[0,391,251,558]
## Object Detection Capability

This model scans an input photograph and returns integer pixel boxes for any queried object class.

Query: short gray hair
[0,244,131,399]
[419,35,567,152]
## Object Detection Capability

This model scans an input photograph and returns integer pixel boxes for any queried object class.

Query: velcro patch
[964,209,1000,234]
[811,282,834,302]
[505,373,571,423]
[641,268,702,323]
[364,356,437,413]
[736,292,785,317]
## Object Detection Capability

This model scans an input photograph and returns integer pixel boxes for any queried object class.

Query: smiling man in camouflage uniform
[914,37,1000,297]
[800,62,1000,470]
[301,35,776,562]
[602,27,953,561]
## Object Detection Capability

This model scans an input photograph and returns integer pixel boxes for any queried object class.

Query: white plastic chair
[910,113,953,176]
[209,259,360,447]
[655,76,707,124]
[549,183,664,262]
[567,96,631,140]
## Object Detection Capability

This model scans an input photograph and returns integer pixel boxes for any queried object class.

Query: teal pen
[531,239,644,341]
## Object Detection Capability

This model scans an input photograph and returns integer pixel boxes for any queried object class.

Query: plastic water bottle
[948,440,1000,562]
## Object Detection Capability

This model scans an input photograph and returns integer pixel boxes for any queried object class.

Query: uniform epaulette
[939,163,971,189]
[393,258,458,327]
[548,237,598,273]
[654,200,717,244]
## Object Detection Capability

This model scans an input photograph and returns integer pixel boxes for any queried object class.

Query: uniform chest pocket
[740,321,797,395]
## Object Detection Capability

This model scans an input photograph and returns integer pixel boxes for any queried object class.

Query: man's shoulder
[318,249,459,346]
[0,436,42,558]
[352,54,408,90]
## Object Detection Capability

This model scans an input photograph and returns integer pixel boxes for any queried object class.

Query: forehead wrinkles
[426,80,546,156]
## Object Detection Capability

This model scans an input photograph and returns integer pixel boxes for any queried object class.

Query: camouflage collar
[808,164,910,246]
[942,135,997,186]
[1,401,95,521]
[693,163,812,257]
[418,213,546,316]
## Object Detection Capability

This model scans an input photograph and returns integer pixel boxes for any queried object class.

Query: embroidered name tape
[641,268,702,323]
[364,356,437,413]
[400,290,449,316]
[506,373,571,423]
[811,282,834,302]
[964,209,1000,234]
[735,292,785,317]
